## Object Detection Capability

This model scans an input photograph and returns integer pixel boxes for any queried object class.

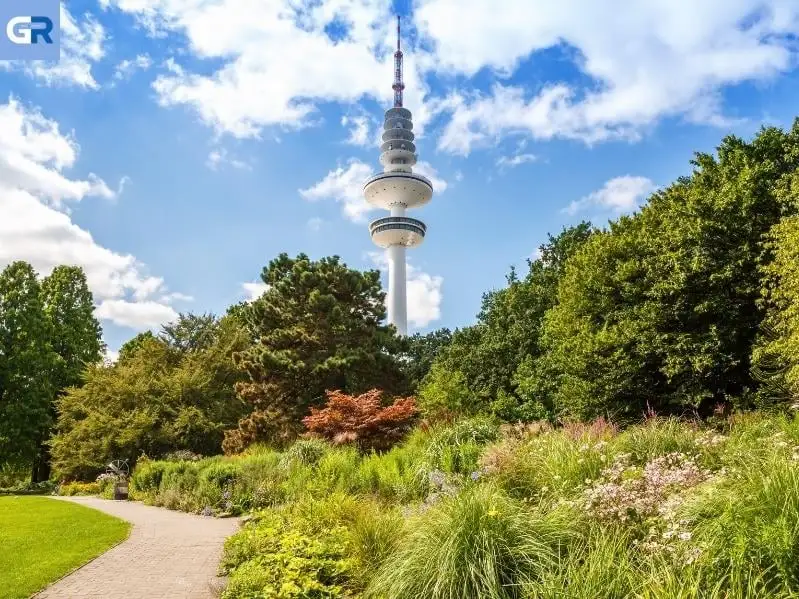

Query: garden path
[35,496,239,599]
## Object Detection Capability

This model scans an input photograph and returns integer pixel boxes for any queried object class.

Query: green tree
[118,331,157,362]
[399,328,452,392]
[542,123,799,420]
[0,262,57,479]
[427,223,594,420]
[752,169,799,404]
[224,253,405,452]
[160,312,217,353]
[36,266,103,480]
[51,314,248,480]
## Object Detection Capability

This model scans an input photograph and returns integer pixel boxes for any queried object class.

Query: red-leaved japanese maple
[302,389,418,452]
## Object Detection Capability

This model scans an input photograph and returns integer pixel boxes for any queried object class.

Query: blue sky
[1,0,799,358]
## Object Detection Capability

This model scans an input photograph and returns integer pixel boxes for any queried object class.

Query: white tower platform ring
[363,172,433,210]
[369,216,426,248]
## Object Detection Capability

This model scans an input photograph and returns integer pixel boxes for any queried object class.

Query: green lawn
[0,496,130,599]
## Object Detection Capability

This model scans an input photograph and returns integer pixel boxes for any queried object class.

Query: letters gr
[6,16,54,45]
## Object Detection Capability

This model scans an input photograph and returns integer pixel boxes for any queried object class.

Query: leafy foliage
[51,313,248,480]
[398,328,452,392]
[222,506,358,599]
[0,262,57,472]
[425,223,594,420]
[541,124,799,419]
[225,253,407,452]
[302,389,418,452]
[37,266,103,481]
[753,205,799,404]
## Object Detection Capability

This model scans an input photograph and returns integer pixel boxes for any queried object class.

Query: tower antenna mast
[393,15,404,107]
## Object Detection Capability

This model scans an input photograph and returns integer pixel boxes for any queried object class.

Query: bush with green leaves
[221,495,368,599]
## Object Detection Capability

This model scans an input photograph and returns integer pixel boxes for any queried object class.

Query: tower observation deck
[363,16,433,335]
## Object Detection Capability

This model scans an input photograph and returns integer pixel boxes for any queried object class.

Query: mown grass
[132,412,799,598]
[0,496,130,599]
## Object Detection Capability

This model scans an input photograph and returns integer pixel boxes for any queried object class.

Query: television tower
[363,16,433,335]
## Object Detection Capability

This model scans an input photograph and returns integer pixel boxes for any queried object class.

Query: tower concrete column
[362,17,434,336]
[387,244,407,335]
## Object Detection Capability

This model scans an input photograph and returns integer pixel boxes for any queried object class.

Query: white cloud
[206,148,251,171]
[341,114,372,146]
[414,161,448,193]
[116,175,132,196]
[160,291,194,303]
[241,281,270,302]
[7,5,107,89]
[368,252,443,329]
[104,348,120,365]
[565,175,656,215]
[419,0,799,153]
[91,0,799,157]
[0,97,183,332]
[300,159,375,222]
[101,0,400,136]
[496,152,537,169]
[113,54,153,81]
[95,300,179,329]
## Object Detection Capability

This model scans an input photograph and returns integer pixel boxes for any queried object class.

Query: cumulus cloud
[414,161,448,193]
[206,148,251,171]
[0,97,183,331]
[342,114,372,146]
[241,281,270,302]
[419,0,799,153]
[368,252,443,329]
[113,54,153,81]
[104,347,120,364]
[98,0,799,155]
[565,175,657,215]
[95,300,178,329]
[299,159,375,222]
[496,152,537,169]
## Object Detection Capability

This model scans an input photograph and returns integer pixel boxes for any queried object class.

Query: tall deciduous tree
[224,253,405,453]
[423,223,595,420]
[36,266,103,480]
[542,123,799,419]
[0,262,57,478]
[51,313,249,480]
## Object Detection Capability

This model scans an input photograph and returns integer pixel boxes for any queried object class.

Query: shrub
[221,497,361,599]
[59,481,101,496]
[366,484,573,599]
[130,460,168,498]
[282,438,329,467]
[303,389,418,452]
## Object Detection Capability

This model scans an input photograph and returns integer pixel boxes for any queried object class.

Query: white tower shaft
[363,16,433,336]
[387,244,407,334]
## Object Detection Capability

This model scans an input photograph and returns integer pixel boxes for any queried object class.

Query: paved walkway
[36,496,240,599]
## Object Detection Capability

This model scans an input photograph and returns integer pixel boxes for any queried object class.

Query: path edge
[31,496,133,598]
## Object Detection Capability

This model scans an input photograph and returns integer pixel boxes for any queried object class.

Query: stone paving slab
[35,496,240,599]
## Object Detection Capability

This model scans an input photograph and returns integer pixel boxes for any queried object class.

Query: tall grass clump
[366,484,574,599]
[680,452,799,597]
[612,417,699,464]
[425,416,500,475]
[480,425,609,501]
